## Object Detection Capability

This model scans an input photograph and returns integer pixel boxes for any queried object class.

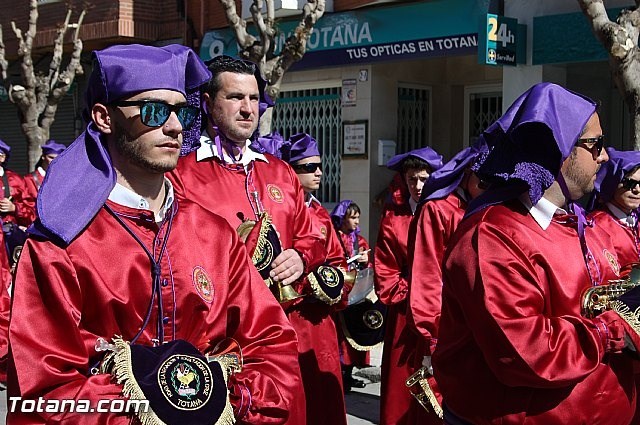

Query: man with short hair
[8,44,303,424]
[169,55,327,424]
[433,83,639,425]
[374,147,443,425]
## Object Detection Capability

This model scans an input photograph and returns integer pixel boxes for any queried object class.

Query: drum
[348,267,375,305]
[339,297,386,351]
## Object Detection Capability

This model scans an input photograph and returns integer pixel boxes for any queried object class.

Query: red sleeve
[223,232,305,424]
[444,219,611,388]
[286,167,327,278]
[374,210,409,305]
[8,240,128,423]
[0,231,11,383]
[8,172,36,227]
[407,201,452,352]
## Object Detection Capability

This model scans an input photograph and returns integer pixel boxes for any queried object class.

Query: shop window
[272,86,342,203]
[397,85,431,153]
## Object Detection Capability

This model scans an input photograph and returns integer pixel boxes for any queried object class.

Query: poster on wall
[342,79,357,107]
[343,121,368,158]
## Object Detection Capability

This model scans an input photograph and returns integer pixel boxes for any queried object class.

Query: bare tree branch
[0,25,8,81]
[48,9,72,92]
[220,0,257,48]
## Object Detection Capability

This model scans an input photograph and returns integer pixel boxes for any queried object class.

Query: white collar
[306,193,321,208]
[37,167,46,177]
[520,193,567,230]
[108,178,175,222]
[607,202,636,227]
[196,130,268,167]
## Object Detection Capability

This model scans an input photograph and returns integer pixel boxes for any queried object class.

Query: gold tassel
[107,337,236,425]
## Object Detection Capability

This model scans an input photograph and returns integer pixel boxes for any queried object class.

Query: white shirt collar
[37,167,46,177]
[520,193,567,230]
[306,193,321,208]
[108,178,175,222]
[196,130,268,167]
[0,168,5,177]
[607,202,636,227]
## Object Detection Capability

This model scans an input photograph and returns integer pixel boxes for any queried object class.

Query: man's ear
[92,103,113,134]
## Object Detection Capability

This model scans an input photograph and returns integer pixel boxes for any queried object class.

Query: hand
[422,355,433,375]
[0,198,15,213]
[270,249,304,286]
[357,248,369,264]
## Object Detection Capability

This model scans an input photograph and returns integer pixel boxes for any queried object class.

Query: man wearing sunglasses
[589,148,640,272]
[431,83,640,425]
[8,44,303,424]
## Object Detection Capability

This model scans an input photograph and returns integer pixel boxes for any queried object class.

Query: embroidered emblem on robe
[193,266,214,303]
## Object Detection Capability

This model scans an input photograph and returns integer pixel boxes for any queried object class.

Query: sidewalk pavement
[347,343,382,424]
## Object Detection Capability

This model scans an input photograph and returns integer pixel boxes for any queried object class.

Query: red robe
[288,198,347,425]
[335,231,371,367]
[407,192,466,425]
[0,230,11,383]
[169,152,326,291]
[8,199,305,424]
[433,200,636,425]
[374,198,418,425]
[589,205,639,269]
[0,169,36,227]
[23,170,43,203]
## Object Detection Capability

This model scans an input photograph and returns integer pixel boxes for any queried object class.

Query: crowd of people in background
[0,43,640,425]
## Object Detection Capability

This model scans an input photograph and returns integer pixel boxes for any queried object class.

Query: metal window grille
[272,87,341,203]
[468,92,502,144]
[397,86,430,153]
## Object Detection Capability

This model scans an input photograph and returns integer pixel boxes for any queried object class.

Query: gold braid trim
[338,311,383,352]
[251,212,272,266]
[108,337,236,425]
[418,376,443,419]
[307,269,343,306]
[611,300,640,337]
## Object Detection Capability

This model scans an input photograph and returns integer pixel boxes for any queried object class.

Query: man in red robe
[588,148,640,269]
[8,44,304,424]
[260,132,350,425]
[374,147,442,425]
[169,56,326,300]
[433,83,639,425]
[24,139,66,196]
[0,140,36,228]
[406,140,487,425]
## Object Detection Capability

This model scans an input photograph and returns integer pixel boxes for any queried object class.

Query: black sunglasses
[292,162,322,173]
[576,135,605,160]
[622,177,640,191]
[112,100,199,130]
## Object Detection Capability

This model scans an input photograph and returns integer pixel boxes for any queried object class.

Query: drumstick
[347,249,371,264]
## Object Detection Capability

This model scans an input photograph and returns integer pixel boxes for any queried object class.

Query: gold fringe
[338,311,383,352]
[251,212,272,266]
[108,337,236,425]
[307,270,342,305]
[419,377,443,419]
[611,300,640,337]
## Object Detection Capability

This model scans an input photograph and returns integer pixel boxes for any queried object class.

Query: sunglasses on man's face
[622,177,640,191]
[112,100,199,130]
[576,135,605,160]
[292,162,322,173]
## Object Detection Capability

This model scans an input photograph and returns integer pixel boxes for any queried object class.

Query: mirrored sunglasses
[622,177,640,191]
[113,100,199,130]
[577,135,605,160]
[292,162,322,173]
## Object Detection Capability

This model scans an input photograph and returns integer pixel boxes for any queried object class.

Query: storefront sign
[201,0,488,68]
[479,14,524,66]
